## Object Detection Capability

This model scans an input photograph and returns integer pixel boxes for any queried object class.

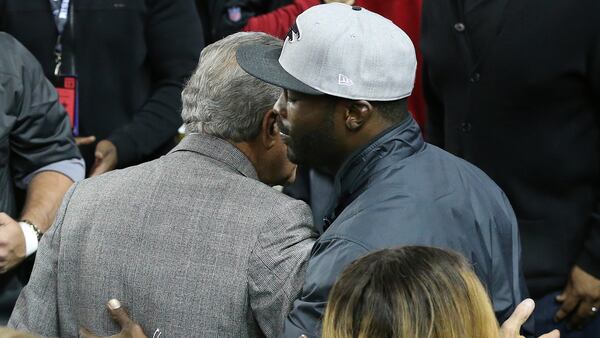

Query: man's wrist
[18,221,41,257]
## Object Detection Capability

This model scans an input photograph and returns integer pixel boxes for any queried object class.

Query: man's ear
[260,109,278,149]
[343,100,373,131]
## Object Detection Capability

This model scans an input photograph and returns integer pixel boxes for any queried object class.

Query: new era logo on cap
[338,74,353,87]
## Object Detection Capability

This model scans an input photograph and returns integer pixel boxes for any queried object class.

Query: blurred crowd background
[0,0,598,337]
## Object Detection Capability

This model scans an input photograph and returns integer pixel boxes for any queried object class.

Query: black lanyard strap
[49,0,71,75]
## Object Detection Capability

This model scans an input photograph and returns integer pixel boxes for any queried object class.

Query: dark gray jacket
[281,116,529,338]
[0,32,80,218]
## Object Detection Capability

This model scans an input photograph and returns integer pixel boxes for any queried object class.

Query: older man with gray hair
[8,32,316,338]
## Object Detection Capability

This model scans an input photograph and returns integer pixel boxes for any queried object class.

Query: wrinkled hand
[501,299,559,338]
[0,213,26,273]
[555,265,600,329]
[75,135,96,146]
[80,299,147,338]
[90,140,118,177]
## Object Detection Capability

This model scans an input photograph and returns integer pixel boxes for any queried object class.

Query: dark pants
[535,291,600,338]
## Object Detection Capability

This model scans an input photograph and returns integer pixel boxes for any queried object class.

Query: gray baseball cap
[236,3,417,101]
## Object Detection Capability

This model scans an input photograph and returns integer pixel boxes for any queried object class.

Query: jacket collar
[323,116,425,229]
[169,133,258,180]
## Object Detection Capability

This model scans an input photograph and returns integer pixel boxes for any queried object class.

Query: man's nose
[273,92,287,118]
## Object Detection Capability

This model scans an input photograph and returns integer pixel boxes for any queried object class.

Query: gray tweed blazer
[8,133,316,338]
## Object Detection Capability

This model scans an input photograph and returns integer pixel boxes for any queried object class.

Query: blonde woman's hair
[0,327,41,338]
[322,246,500,338]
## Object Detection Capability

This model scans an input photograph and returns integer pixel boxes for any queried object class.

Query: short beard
[287,112,340,171]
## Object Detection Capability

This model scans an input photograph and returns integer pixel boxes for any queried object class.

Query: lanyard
[49,0,71,75]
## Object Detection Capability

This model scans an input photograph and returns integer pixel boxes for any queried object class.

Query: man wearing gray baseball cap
[237,3,530,338]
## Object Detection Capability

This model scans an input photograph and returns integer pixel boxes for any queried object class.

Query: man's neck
[334,118,398,172]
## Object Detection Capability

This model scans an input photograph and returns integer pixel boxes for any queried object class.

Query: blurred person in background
[0,33,83,324]
[8,32,316,338]
[322,246,559,338]
[421,0,600,336]
[0,0,203,176]
[197,0,319,44]
[197,0,361,44]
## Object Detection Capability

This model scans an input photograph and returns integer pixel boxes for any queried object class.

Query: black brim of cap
[236,43,323,96]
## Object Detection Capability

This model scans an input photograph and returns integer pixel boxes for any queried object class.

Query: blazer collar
[169,133,258,180]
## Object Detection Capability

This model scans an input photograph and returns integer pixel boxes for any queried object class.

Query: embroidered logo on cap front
[227,7,242,22]
[338,74,354,86]
[286,23,301,42]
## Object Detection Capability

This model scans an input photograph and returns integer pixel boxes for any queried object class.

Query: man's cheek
[285,164,298,185]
